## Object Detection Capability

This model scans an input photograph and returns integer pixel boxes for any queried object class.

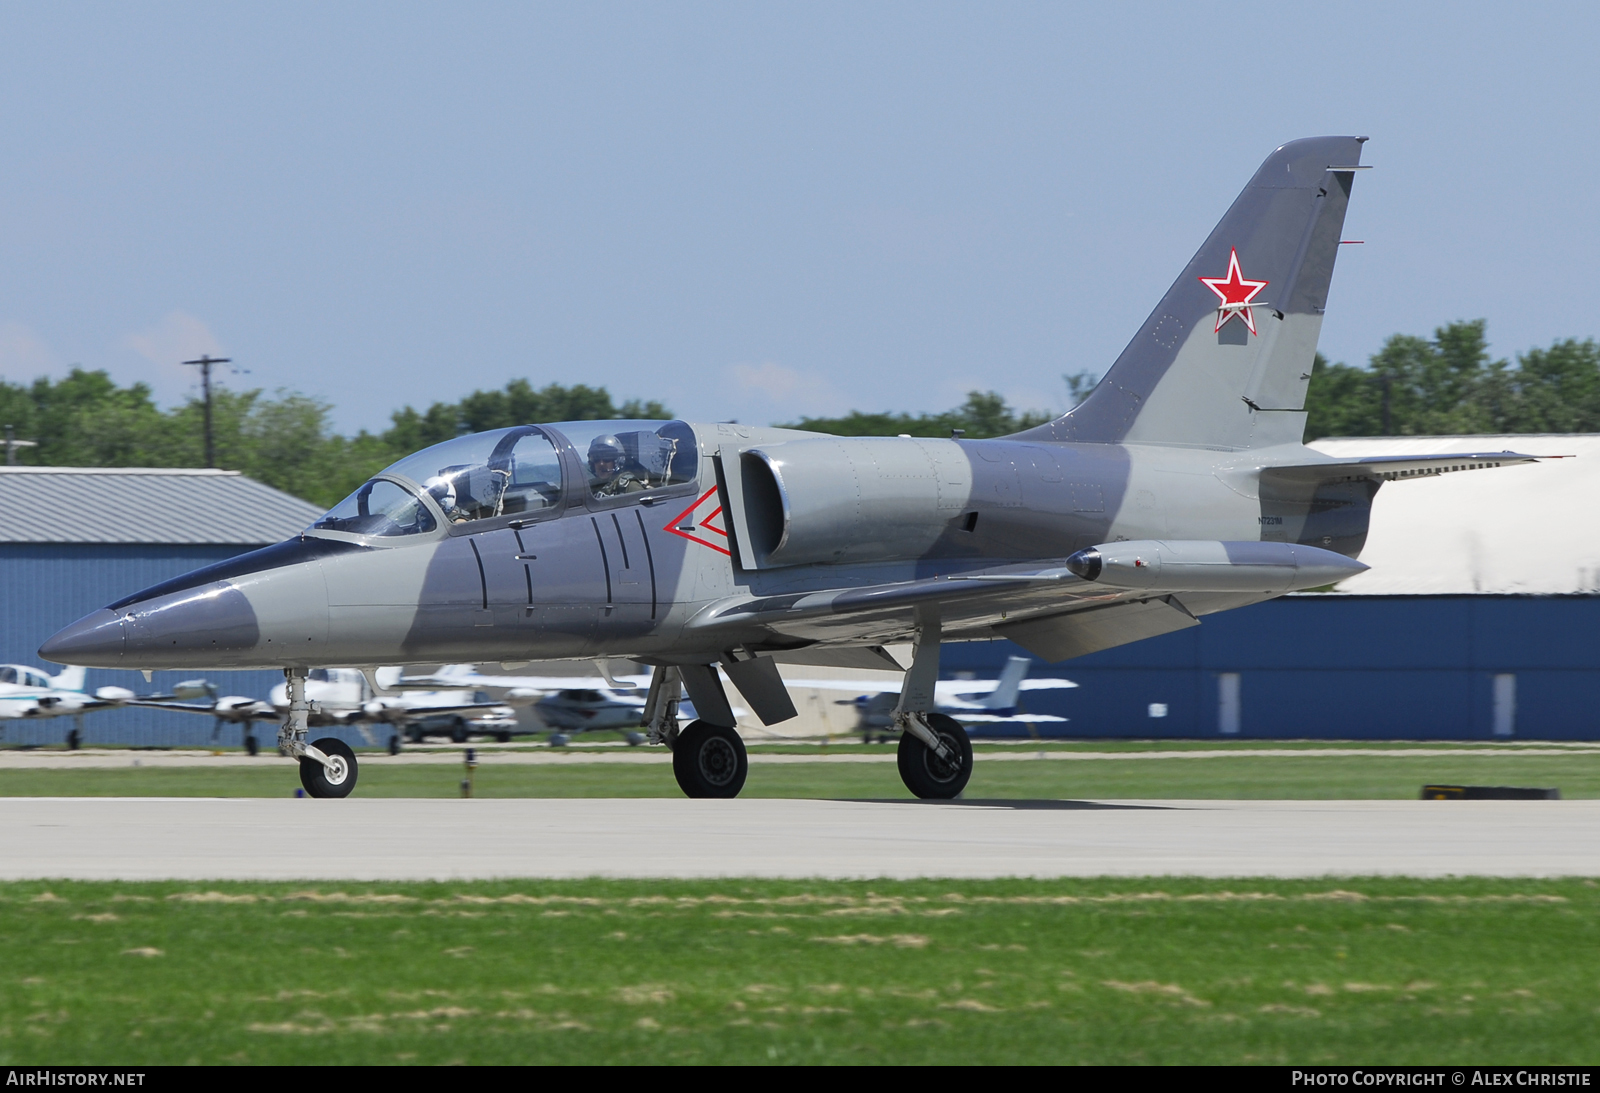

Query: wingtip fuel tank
[1065,540,1368,594]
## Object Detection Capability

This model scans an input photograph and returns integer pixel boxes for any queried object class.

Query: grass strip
[0,876,1594,1065]
[0,751,1591,799]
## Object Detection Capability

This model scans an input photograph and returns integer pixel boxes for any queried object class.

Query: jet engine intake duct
[727,438,968,568]
[1065,539,1366,593]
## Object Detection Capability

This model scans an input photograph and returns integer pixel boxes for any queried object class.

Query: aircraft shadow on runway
[833,798,1173,811]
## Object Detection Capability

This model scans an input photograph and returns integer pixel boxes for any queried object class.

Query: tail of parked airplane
[1018,136,1366,451]
[49,665,86,692]
[977,655,1031,712]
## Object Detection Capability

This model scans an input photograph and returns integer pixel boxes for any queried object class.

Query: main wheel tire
[450,719,469,744]
[672,720,748,798]
[244,733,259,757]
[896,714,972,800]
[388,734,401,756]
[299,737,359,799]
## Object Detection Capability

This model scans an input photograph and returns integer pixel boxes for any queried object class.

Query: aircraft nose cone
[39,609,125,667]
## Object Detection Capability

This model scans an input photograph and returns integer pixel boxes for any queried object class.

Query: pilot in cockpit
[423,470,468,522]
[588,435,648,498]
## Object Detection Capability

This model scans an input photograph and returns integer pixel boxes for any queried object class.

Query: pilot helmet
[422,475,457,512]
[588,435,626,471]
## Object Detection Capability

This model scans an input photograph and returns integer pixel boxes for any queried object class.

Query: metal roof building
[949,436,1600,741]
[0,468,323,746]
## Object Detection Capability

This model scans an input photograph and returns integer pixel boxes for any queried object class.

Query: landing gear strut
[892,606,972,799]
[641,666,682,749]
[278,668,358,798]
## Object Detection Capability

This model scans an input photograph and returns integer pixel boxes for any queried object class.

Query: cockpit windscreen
[378,426,565,524]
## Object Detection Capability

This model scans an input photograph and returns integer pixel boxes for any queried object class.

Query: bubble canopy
[311,420,698,536]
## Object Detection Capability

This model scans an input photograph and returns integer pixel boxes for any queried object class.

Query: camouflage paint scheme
[41,137,1542,745]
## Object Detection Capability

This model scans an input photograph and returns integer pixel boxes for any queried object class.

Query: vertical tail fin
[1020,136,1366,450]
[979,655,1032,711]
[50,665,87,692]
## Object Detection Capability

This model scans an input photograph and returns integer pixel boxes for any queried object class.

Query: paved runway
[2,798,1597,880]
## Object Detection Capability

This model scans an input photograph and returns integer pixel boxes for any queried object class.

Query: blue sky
[0,2,1593,433]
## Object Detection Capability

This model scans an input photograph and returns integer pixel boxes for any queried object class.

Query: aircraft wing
[947,679,1080,694]
[689,562,1225,664]
[778,677,1078,696]
[394,671,650,693]
[124,699,284,722]
[366,701,516,723]
[691,564,1091,634]
[946,712,1069,723]
[0,695,127,719]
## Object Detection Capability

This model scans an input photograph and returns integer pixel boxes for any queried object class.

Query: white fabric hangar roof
[1310,435,1600,595]
[0,467,325,546]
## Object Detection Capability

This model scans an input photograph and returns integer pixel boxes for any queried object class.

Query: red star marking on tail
[1198,247,1269,335]
[665,486,731,556]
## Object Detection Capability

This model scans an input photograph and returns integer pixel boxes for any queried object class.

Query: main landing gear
[278,669,360,798]
[896,713,972,800]
[672,720,748,798]
[642,603,974,801]
[644,665,744,799]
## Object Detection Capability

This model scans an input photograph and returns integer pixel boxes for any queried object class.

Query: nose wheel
[672,720,748,798]
[299,737,359,798]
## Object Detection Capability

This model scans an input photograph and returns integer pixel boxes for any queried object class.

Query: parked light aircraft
[0,664,133,747]
[393,664,727,745]
[786,656,1075,741]
[44,137,1556,801]
[146,668,522,753]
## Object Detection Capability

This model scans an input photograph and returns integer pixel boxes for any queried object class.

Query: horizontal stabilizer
[1265,451,1556,483]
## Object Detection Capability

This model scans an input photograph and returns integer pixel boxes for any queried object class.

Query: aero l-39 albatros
[42,137,1547,799]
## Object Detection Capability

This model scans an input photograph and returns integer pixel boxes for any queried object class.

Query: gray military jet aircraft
[41,136,1551,800]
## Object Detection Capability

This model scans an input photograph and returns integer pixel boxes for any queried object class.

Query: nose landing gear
[299,737,359,798]
[278,669,360,799]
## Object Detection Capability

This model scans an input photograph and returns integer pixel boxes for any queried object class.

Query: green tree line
[0,373,668,509]
[1304,320,1600,438]
[3,320,1594,508]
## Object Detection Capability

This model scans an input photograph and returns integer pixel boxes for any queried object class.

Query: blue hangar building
[0,466,321,746]
[945,434,1600,742]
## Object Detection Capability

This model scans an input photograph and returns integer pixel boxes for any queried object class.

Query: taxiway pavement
[4,743,1598,769]
[2,798,1597,880]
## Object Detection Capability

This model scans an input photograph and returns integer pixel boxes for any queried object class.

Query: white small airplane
[394,665,733,746]
[143,668,525,753]
[0,664,135,748]
[782,656,1076,742]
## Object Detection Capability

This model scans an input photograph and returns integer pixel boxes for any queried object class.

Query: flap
[994,596,1200,663]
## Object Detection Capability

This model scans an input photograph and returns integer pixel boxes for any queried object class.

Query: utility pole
[3,425,36,466]
[182,355,230,468]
